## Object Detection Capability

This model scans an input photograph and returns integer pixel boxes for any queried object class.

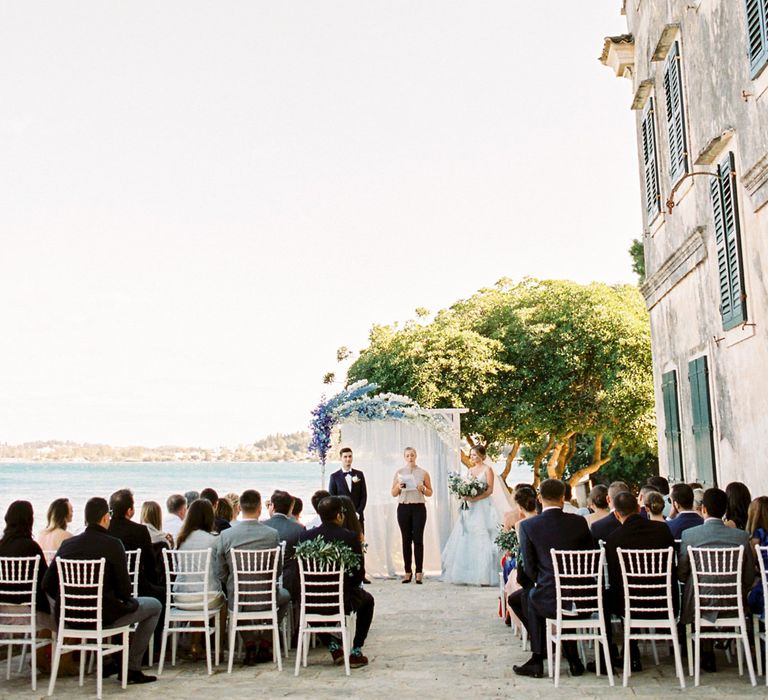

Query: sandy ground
[2,577,766,699]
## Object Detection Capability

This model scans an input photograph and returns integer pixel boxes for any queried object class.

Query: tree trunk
[547,441,565,479]
[532,436,555,489]
[568,434,616,487]
[555,433,576,478]
[500,441,521,488]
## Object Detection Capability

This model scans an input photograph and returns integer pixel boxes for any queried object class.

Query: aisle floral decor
[309,379,453,467]
[447,471,488,510]
[295,536,362,572]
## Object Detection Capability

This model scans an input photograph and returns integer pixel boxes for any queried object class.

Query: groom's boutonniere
[352,476,361,484]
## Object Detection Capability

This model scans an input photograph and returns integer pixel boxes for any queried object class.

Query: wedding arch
[309,381,466,576]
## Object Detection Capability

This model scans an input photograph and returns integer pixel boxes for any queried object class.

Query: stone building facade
[602,1,768,492]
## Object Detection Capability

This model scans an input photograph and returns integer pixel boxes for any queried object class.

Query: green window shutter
[661,369,684,482]
[641,98,661,219]
[663,42,689,183]
[745,0,768,78]
[710,152,747,331]
[688,356,717,486]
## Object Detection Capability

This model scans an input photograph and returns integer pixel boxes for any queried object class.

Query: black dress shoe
[513,657,544,678]
[568,658,585,676]
[701,650,717,673]
[125,670,157,684]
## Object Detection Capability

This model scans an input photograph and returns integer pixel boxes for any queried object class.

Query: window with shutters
[641,98,661,220]
[745,0,768,78]
[688,356,717,487]
[710,152,747,331]
[661,369,684,482]
[663,42,689,183]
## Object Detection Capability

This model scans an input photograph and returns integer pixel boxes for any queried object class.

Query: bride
[441,444,500,586]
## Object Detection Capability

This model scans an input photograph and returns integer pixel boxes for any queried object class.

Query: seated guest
[140,501,173,547]
[562,483,579,514]
[638,485,659,519]
[108,490,162,598]
[584,485,610,526]
[504,486,537,624]
[304,490,330,530]
[339,495,370,584]
[644,491,666,522]
[43,497,160,684]
[647,476,672,517]
[263,490,305,603]
[747,496,768,618]
[291,497,304,525]
[590,481,630,544]
[200,488,231,533]
[512,479,592,679]
[725,481,752,530]
[185,490,200,507]
[216,498,234,528]
[667,484,703,539]
[605,491,676,671]
[214,489,289,665]
[225,492,241,525]
[163,494,187,541]
[0,501,50,615]
[693,488,705,515]
[37,498,74,558]
[298,496,374,668]
[678,487,754,672]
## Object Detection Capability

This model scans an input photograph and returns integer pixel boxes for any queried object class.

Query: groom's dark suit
[328,468,367,525]
[517,507,593,655]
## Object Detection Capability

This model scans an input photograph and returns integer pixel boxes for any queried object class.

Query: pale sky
[0,1,638,447]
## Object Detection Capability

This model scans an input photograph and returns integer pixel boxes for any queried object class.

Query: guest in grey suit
[677,487,755,672]
[214,489,290,665]
[263,490,304,604]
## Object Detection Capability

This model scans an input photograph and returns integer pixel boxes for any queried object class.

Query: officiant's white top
[397,466,427,504]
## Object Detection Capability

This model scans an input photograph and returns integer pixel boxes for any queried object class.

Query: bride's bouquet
[447,470,488,510]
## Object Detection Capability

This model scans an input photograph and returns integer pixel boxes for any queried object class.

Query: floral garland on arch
[308,380,454,467]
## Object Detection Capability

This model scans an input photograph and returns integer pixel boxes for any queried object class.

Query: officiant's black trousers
[397,503,427,574]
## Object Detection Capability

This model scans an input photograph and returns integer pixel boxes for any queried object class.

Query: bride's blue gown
[441,472,499,586]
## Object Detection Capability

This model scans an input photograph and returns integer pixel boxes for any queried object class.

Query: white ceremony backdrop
[339,412,464,577]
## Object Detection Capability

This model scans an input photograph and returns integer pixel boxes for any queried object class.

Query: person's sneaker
[330,648,345,666]
[349,650,369,668]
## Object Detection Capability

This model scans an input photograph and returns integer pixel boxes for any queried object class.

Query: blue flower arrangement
[309,380,453,466]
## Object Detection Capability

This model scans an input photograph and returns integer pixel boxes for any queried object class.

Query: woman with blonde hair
[37,498,73,557]
[140,500,174,547]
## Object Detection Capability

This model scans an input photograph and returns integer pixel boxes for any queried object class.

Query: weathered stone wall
[618,0,768,492]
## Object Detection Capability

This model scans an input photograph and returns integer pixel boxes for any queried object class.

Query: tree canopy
[346,278,655,486]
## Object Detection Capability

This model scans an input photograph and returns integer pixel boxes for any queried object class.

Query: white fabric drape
[339,419,460,576]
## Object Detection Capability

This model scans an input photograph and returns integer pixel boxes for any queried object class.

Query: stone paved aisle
[2,578,765,699]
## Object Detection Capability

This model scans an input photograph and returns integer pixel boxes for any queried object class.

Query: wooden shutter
[661,370,684,481]
[746,0,768,77]
[688,356,717,486]
[641,98,661,219]
[710,152,747,331]
[663,42,688,183]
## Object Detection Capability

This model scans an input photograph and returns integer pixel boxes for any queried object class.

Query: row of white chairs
[0,549,354,698]
[514,544,768,689]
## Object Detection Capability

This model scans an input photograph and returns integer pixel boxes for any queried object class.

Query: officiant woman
[391,447,433,584]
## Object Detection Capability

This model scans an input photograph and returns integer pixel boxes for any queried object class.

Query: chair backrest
[0,556,41,629]
[125,549,142,599]
[230,547,280,615]
[56,558,106,631]
[550,548,604,622]
[297,557,344,618]
[756,544,768,607]
[616,546,674,621]
[688,545,744,620]
[163,548,212,607]
[598,539,610,590]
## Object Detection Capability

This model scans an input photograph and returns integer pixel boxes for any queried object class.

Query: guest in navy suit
[328,447,367,527]
[667,483,703,539]
[590,481,630,544]
[512,479,593,679]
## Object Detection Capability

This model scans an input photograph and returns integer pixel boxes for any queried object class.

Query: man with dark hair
[264,490,305,605]
[184,490,199,507]
[201,487,231,532]
[163,494,187,541]
[604,491,676,671]
[512,479,592,679]
[43,497,160,684]
[677,487,754,672]
[214,489,289,665]
[667,483,703,539]
[298,495,374,668]
[590,481,631,543]
[304,490,330,529]
[562,482,578,514]
[328,448,368,526]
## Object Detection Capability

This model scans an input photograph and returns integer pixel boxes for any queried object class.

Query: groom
[328,447,367,527]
